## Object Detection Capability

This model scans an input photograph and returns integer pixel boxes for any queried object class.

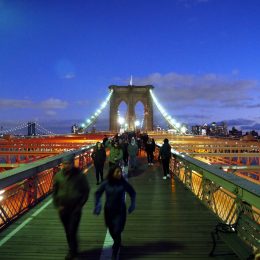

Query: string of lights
[0,122,55,136]
[81,90,114,130]
[149,89,187,134]
[0,122,28,134]
[35,122,56,135]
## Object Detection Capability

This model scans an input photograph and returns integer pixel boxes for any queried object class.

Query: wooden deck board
[0,156,238,259]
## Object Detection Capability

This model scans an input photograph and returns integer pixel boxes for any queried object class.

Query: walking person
[127,137,138,169]
[105,139,123,170]
[53,155,90,260]
[93,166,136,260]
[122,138,129,167]
[159,138,172,179]
[145,137,155,165]
[91,141,106,185]
[102,135,108,147]
[136,137,142,155]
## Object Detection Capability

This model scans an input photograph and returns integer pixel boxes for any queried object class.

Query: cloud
[174,113,210,120]
[0,98,68,110]
[223,118,255,126]
[246,104,260,108]
[129,72,257,109]
[40,98,68,109]
[240,123,260,131]
[45,110,57,116]
[0,99,33,108]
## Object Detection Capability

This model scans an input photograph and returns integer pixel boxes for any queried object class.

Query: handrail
[170,148,260,208]
[0,145,95,190]
[156,142,260,228]
[0,145,95,230]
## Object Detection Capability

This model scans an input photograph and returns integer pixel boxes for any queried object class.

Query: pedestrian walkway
[0,156,236,259]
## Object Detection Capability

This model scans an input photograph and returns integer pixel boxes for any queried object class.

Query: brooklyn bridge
[0,85,259,259]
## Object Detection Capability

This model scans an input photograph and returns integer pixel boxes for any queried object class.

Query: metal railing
[155,145,260,251]
[0,145,95,230]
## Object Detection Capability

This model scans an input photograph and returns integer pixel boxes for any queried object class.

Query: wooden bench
[209,213,260,259]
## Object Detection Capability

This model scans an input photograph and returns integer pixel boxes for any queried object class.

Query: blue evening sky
[0,0,259,133]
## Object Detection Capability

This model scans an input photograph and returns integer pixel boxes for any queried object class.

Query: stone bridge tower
[109,85,154,131]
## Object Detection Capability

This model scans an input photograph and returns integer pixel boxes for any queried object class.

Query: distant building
[248,130,259,138]
[242,130,259,141]
[242,133,257,141]
[71,124,85,134]
[191,122,228,136]
[209,122,228,136]
[229,127,242,138]
[191,125,202,135]
[28,122,36,136]
[71,124,79,134]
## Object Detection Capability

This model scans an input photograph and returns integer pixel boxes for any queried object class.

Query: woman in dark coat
[94,166,136,259]
[91,142,106,185]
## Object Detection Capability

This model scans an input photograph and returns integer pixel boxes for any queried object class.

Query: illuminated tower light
[181,126,186,133]
[175,122,181,128]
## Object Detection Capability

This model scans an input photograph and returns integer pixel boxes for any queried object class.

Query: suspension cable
[81,90,114,131]
[149,89,187,134]
[35,122,56,135]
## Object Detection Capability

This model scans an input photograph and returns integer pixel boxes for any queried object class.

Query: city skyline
[0,0,259,133]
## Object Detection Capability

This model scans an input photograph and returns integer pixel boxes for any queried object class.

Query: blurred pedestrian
[137,137,142,155]
[93,165,136,260]
[102,135,108,147]
[159,138,172,179]
[127,137,138,169]
[145,137,155,165]
[122,138,129,167]
[53,155,90,260]
[91,141,106,185]
[105,139,123,169]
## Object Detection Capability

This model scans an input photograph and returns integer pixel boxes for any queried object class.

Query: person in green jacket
[105,139,123,170]
[53,155,90,260]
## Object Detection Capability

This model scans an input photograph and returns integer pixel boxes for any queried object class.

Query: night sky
[0,0,259,134]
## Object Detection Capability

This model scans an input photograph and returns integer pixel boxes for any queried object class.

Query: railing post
[27,176,36,207]
[201,177,219,212]
[184,165,192,190]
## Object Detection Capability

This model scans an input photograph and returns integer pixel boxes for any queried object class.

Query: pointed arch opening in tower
[117,101,128,133]
[135,101,145,131]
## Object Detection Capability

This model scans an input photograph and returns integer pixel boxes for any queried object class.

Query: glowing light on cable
[150,89,186,134]
[81,90,114,130]
[181,126,187,133]
[35,122,56,135]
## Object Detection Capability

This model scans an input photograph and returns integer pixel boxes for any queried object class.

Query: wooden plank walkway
[0,154,237,259]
